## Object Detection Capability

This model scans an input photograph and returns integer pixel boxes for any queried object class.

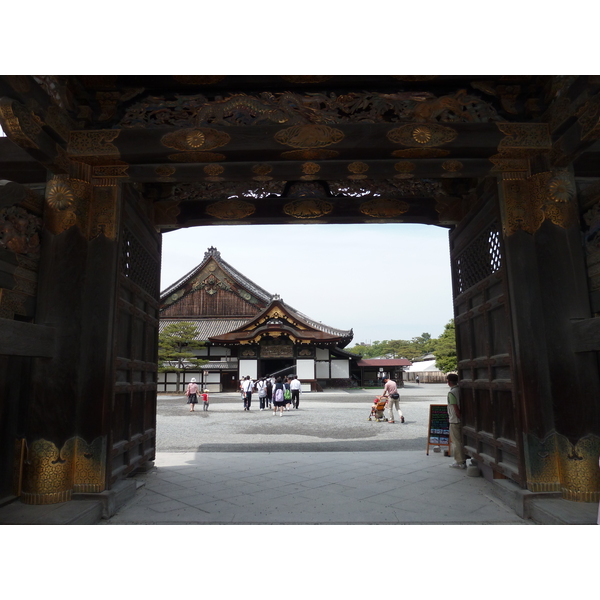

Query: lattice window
[121,227,160,296]
[455,223,502,294]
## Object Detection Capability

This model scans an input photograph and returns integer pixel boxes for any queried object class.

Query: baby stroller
[368,396,388,422]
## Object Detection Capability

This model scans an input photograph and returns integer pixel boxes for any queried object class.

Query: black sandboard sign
[426,403,451,455]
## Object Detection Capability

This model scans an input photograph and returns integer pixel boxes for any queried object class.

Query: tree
[158,322,208,392]
[431,320,457,373]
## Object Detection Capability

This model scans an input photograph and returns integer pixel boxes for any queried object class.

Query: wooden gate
[449,191,525,486]
[107,190,161,486]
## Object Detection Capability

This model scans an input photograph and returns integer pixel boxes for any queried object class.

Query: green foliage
[349,332,437,361]
[158,322,208,373]
[431,320,457,373]
[349,322,457,373]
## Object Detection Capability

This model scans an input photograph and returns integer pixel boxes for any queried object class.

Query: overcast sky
[160,223,455,346]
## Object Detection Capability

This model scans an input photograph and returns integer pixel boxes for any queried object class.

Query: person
[382,376,404,423]
[446,373,466,469]
[290,375,302,409]
[283,376,292,410]
[266,376,273,409]
[416,375,420,385]
[256,377,268,410]
[241,375,254,411]
[202,389,209,411]
[186,378,199,412]
[272,377,286,416]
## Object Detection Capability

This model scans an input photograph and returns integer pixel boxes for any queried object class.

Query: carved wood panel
[107,193,161,486]
[450,192,524,485]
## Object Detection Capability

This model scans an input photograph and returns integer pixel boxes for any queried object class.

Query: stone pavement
[1,385,598,525]
[102,450,530,525]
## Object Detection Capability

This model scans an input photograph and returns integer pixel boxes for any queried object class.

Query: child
[368,396,387,421]
[202,389,209,411]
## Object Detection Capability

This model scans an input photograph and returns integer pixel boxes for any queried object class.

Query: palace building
[158,247,357,392]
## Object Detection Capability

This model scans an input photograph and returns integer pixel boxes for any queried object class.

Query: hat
[191,378,196,382]
[204,389,209,393]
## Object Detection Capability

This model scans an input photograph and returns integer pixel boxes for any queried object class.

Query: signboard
[426,404,451,455]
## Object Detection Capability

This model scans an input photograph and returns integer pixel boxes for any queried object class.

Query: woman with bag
[186,378,199,412]
[272,377,286,417]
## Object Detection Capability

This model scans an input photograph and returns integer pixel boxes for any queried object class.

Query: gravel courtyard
[156,383,449,453]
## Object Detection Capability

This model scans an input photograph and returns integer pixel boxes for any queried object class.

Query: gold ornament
[275,124,344,149]
[46,180,75,210]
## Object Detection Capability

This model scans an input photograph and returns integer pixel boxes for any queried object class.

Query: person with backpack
[241,375,254,411]
[272,377,286,417]
[256,377,268,410]
[283,376,292,410]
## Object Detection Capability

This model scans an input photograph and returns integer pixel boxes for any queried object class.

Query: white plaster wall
[315,348,329,360]
[316,361,330,378]
[296,359,315,379]
[239,359,258,379]
[331,359,349,378]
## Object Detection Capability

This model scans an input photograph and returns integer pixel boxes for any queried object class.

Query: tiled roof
[159,318,250,341]
[160,247,272,304]
[356,358,412,367]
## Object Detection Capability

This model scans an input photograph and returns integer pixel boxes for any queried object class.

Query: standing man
[290,375,302,409]
[382,376,404,423]
[241,375,254,411]
[446,373,466,469]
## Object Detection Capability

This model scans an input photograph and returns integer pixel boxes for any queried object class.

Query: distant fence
[405,372,447,383]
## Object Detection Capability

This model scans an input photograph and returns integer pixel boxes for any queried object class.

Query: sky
[160,222,455,347]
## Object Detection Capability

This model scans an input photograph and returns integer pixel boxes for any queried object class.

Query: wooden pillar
[21,169,122,504]
[498,165,600,501]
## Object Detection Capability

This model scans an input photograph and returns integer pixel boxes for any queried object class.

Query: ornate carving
[329,178,443,198]
[275,124,344,149]
[496,123,552,156]
[283,199,333,219]
[20,438,75,504]
[261,345,294,358]
[435,194,471,224]
[168,151,226,162]
[73,436,106,493]
[204,164,225,181]
[153,199,181,226]
[120,89,502,129]
[347,162,369,180]
[173,181,284,202]
[20,436,107,503]
[206,199,255,220]
[576,93,600,141]
[68,130,120,156]
[253,164,273,181]
[281,149,339,160]
[92,163,129,178]
[0,205,42,255]
[500,170,577,236]
[0,98,42,149]
[155,166,176,178]
[524,432,561,493]
[500,175,544,236]
[442,160,463,172]
[387,123,457,147]
[44,175,97,237]
[161,128,231,151]
[90,185,119,240]
[0,288,28,319]
[394,161,415,173]
[360,198,409,218]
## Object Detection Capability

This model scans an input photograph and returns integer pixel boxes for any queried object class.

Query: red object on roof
[356,359,412,367]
